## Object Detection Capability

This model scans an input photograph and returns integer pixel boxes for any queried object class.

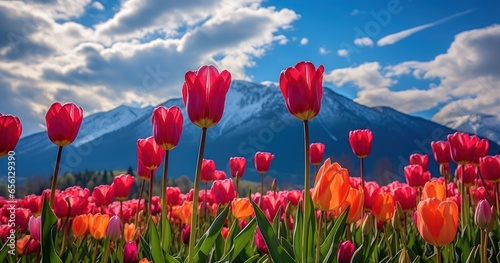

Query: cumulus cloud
[325,62,395,90]
[377,9,475,46]
[300,37,308,45]
[0,0,299,135]
[354,37,373,47]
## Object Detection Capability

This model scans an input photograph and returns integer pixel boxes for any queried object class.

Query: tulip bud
[28,216,41,242]
[182,225,190,245]
[391,202,404,231]
[337,240,355,263]
[124,241,138,263]
[362,213,374,236]
[475,200,494,231]
[106,215,123,241]
[399,248,411,263]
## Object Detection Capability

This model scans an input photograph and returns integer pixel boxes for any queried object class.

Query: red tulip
[254,152,274,174]
[92,185,115,208]
[479,155,500,183]
[152,106,183,151]
[472,139,489,166]
[279,61,324,121]
[349,129,373,158]
[45,102,83,147]
[310,142,325,166]
[430,141,451,164]
[213,170,227,181]
[447,132,479,165]
[337,240,355,263]
[15,208,31,231]
[201,159,215,183]
[475,199,494,230]
[409,154,429,172]
[166,187,182,206]
[363,181,380,210]
[53,188,90,219]
[456,164,477,187]
[0,114,22,157]
[182,225,190,245]
[22,195,42,216]
[111,174,135,201]
[137,159,156,181]
[392,185,417,211]
[211,179,235,205]
[124,241,138,263]
[287,190,302,206]
[255,228,268,254]
[182,65,231,128]
[229,157,246,179]
[404,165,430,188]
[137,136,165,170]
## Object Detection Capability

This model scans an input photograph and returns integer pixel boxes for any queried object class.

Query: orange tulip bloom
[416,198,458,247]
[331,187,364,224]
[311,158,350,211]
[176,201,193,225]
[231,198,254,220]
[89,213,110,240]
[371,192,395,222]
[421,181,446,201]
[16,235,30,255]
[124,223,136,242]
[72,214,91,238]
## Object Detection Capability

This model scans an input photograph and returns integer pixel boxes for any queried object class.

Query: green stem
[476,168,494,206]
[161,150,170,251]
[50,146,63,207]
[235,177,239,198]
[260,173,264,207]
[302,120,311,263]
[187,127,208,263]
[315,211,323,263]
[495,183,500,219]
[135,180,146,225]
[120,200,124,223]
[480,230,486,263]
[149,170,154,220]
[384,224,393,258]
[59,199,71,255]
[360,157,365,217]
[460,165,467,232]
[91,239,99,263]
[436,246,442,263]
[102,240,111,263]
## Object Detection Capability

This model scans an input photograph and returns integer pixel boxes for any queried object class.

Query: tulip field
[1,62,500,263]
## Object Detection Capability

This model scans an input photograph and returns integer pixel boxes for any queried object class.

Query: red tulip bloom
[123,241,138,263]
[92,185,115,208]
[211,179,235,205]
[54,193,89,219]
[472,139,489,166]
[255,228,268,254]
[337,240,355,263]
[229,157,246,179]
[456,164,477,187]
[15,208,31,231]
[22,195,42,216]
[201,159,215,183]
[45,102,83,147]
[213,170,227,181]
[479,155,500,183]
[287,190,302,206]
[349,129,373,158]
[152,106,183,151]
[404,165,430,188]
[447,132,479,165]
[182,65,231,128]
[137,159,156,181]
[392,185,417,211]
[137,136,165,170]
[409,154,429,172]
[254,152,274,174]
[166,187,182,206]
[430,140,451,164]
[279,61,324,121]
[111,174,135,200]
[310,142,325,166]
[0,114,22,157]
[363,181,380,210]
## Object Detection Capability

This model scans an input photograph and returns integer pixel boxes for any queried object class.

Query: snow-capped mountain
[433,114,500,145]
[6,80,500,185]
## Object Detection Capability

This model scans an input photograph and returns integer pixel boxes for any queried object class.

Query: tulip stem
[460,165,468,232]
[315,211,323,263]
[480,230,487,263]
[495,183,500,219]
[60,199,71,255]
[135,180,146,225]
[161,150,170,252]
[260,173,264,207]
[384,224,393,258]
[204,182,208,224]
[360,157,365,218]
[436,246,442,263]
[187,127,208,263]
[50,146,63,207]
[103,239,111,263]
[235,177,240,198]
[149,170,154,220]
[120,200,124,223]
[91,239,99,263]
[302,120,311,263]
[476,169,494,206]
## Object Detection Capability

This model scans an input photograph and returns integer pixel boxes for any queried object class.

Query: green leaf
[139,235,152,260]
[251,201,296,263]
[320,207,349,260]
[40,196,62,263]
[149,218,165,263]
[214,233,225,260]
[224,219,239,256]
[293,200,303,261]
[272,206,282,234]
[161,208,172,254]
[193,204,230,262]
[280,237,296,258]
[465,245,480,263]
[231,217,257,262]
[0,241,10,263]
[303,194,315,262]
[165,254,181,263]
[350,233,378,263]
[243,254,261,263]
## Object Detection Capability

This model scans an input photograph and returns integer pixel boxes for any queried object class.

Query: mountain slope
[6,80,500,185]
[433,114,500,145]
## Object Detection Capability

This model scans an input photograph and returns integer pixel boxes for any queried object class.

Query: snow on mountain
[433,114,500,144]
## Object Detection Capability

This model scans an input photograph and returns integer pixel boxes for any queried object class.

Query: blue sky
[0,0,499,136]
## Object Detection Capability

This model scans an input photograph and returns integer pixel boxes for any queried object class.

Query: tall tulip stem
[436,246,442,263]
[315,211,323,263]
[360,157,365,216]
[460,165,467,232]
[260,173,264,206]
[235,177,240,198]
[476,168,494,205]
[50,146,63,207]
[161,150,170,251]
[187,127,208,263]
[302,120,311,262]
[136,180,146,225]
[149,171,154,220]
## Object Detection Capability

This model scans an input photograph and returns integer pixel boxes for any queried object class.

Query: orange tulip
[371,192,395,222]
[331,187,364,224]
[176,201,193,225]
[231,198,254,220]
[72,214,91,238]
[311,158,350,211]
[124,223,136,242]
[421,181,446,201]
[16,235,30,255]
[89,213,110,240]
[416,198,458,247]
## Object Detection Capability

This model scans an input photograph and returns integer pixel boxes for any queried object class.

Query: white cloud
[377,9,475,46]
[337,49,348,57]
[354,37,373,47]
[325,62,394,90]
[300,37,308,45]
[319,47,330,55]
[92,2,104,11]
